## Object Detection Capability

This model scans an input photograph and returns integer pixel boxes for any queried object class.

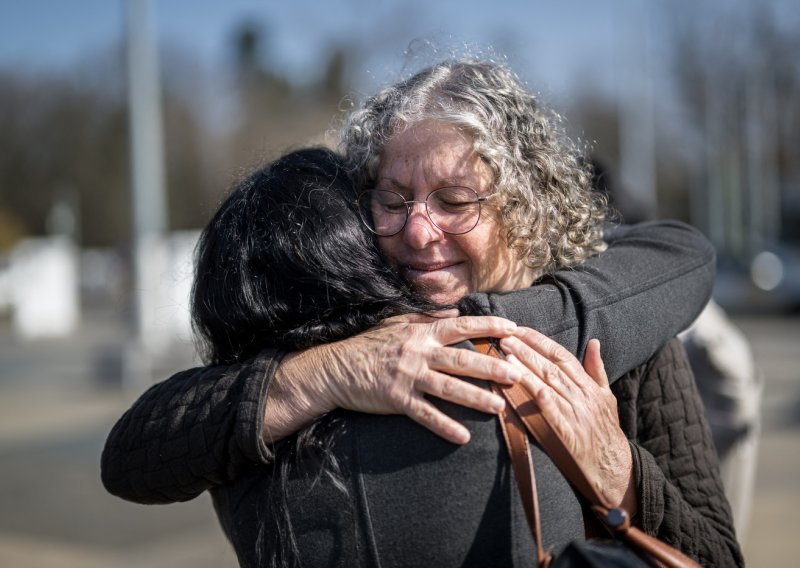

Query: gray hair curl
[340,58,607,276]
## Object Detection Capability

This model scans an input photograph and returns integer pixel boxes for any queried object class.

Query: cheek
[460,228,507,286]
[377,236,400,264]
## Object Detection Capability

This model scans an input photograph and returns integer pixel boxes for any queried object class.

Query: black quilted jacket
[613,339,742,566]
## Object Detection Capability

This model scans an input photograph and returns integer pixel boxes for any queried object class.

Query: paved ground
[734,315,800,566]
[0,308,238,567]
[0,309,797,566]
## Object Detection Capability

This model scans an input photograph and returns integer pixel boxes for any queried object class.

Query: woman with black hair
[190,147,442,363]
[194,146,527,566]
[103,146,740,566]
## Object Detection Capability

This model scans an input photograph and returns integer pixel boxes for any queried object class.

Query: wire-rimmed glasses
[356,186,497,237]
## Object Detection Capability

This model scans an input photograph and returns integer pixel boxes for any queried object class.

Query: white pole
[126,0,168,388]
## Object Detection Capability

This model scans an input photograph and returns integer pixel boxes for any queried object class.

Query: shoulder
[614,338,693,394]
[643,338,692,375]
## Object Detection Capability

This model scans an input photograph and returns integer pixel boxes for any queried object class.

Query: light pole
[125,0,168,390]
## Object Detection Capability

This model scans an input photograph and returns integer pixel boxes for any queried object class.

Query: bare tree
[668,2,800,255]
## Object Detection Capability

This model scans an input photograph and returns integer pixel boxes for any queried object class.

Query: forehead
[378,121,490,188]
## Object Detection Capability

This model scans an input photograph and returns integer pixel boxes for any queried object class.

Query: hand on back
[272,313,523,445]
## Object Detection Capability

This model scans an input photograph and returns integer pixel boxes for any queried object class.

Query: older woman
[102,59,740,565]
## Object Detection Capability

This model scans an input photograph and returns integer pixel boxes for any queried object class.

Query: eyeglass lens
[358,187,483,236]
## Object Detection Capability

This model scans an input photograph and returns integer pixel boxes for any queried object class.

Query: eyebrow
[377,176,469,190]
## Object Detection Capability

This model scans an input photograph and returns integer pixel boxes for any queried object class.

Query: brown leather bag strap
[473,339,700,568]
[500,379,610,507]
[493,382,551,567]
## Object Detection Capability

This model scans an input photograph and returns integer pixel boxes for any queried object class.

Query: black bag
[553,540,649,567]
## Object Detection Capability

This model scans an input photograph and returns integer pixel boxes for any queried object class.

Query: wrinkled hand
[499,328,637,513]
[268,312,523,445]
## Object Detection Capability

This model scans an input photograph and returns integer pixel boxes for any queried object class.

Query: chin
[419,287,469,306]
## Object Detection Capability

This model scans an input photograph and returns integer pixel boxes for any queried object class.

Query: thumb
[583,339,609,388]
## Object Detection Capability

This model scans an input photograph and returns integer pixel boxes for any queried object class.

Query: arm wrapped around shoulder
[461,220,717,381]
[100,348,284,504]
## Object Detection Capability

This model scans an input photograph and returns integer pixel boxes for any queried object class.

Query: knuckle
[395,340,414,359]
[383,375,411,407]
[440,376,458,398]
[451,348,472,369]
[396,339,429,363]
[541,363,562,385]
[447,317,473,335]
[431,315,453,331]
[415,403,435,425]
[383,383,402,409]
[544,341,572,363]
[550,343,572,364]
[537,387,551,404]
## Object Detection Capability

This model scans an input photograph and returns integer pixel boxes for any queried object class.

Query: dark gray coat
[210,339,741,567]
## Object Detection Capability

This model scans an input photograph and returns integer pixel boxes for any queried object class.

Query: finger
[381,312,449,325]
[511,327,595,390]
[404,395,473,445]
[433,316,517,345]
[428,345,523,385]
[428,308,460,319]
[385,309,461,324]
[505,353,572,419]
[498,335,574,397]
[582,339,609,388]
[420,370,506,415]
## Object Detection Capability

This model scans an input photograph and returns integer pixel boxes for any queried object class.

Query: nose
[402,201,443,249]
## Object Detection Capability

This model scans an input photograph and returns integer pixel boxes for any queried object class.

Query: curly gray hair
[340,58,607,276]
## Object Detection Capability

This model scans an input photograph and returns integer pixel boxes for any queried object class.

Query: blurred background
[0,0,798,566]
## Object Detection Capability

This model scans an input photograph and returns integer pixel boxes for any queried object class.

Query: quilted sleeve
[100,348,285,504]
[614,339,744,566]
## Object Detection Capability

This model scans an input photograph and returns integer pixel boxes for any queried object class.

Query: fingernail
[506,365,523,382]
[490,396,506,413]
[454,428,471,444]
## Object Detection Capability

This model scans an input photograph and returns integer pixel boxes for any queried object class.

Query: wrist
[616,443,639,518]
[263,346,338,443]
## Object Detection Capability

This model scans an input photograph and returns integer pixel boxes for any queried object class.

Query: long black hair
[192,147,436,365]
[191,147,439,567]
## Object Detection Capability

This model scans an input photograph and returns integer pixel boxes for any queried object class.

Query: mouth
[400,261,463,280]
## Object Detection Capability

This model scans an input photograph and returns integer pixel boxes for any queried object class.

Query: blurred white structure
[122,231,199,389]
[2,230,197,347]
[9,236,80,338]
[152,230,198,347]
